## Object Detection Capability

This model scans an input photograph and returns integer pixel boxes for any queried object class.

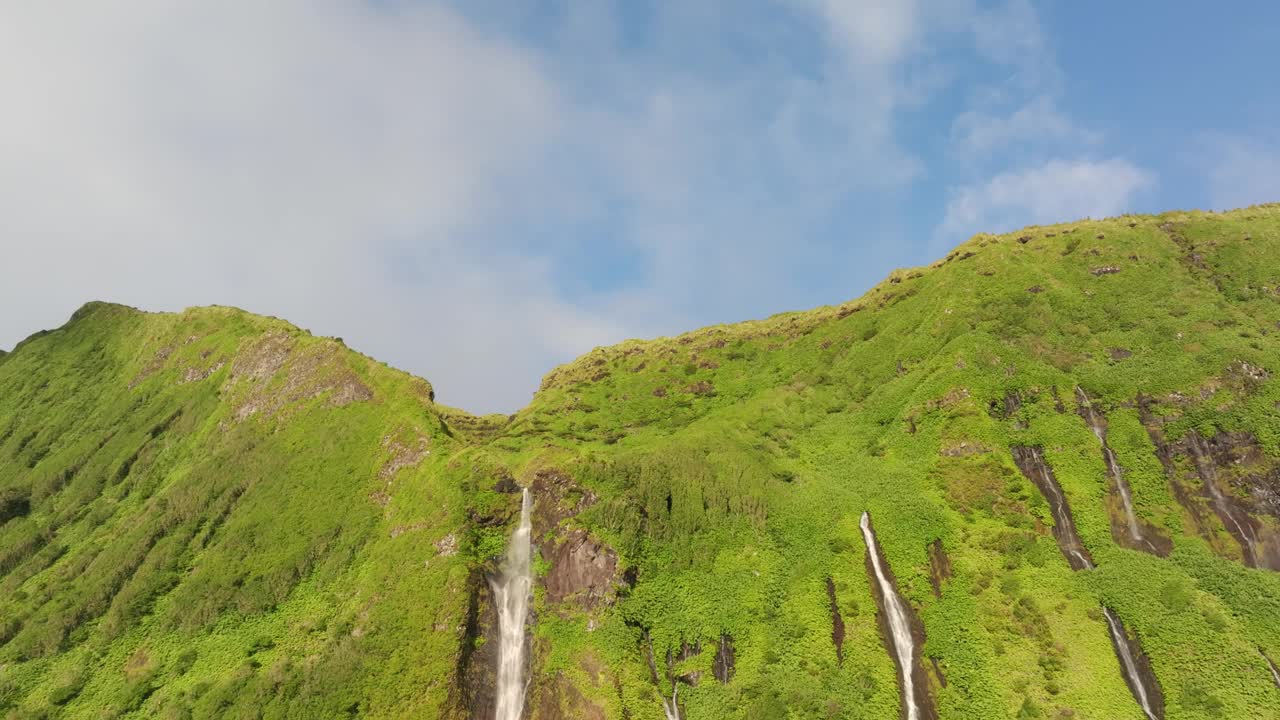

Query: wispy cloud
[0,0,1178,413]
[950,95,1101,160]
[1198,133,1280,210]
[935,158,1156,243]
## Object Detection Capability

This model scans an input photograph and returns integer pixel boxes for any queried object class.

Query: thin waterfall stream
[1075,388,1149,551]
[860,511,928,720]
[1187,433,1261,566]
[661,685,681,720]
[1262,649,1280,689]
[1103,608,1158,720]
[492,489,533,720]
[1011,445,1164,719]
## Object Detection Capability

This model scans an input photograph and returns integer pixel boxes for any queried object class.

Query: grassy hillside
[4,205,1280,719]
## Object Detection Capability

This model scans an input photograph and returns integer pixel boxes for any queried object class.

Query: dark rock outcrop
[713,634,735,684]
[861,513,939,720]
[1074,388,1172,556]
[825,577,845,665]
[927,539,952,599]
[451,570,502,720]
[1139,398,1280,570]
[1011,446,1095,571]
[543,530,619,610]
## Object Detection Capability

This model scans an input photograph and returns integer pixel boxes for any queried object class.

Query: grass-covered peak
[3,203,1280,719]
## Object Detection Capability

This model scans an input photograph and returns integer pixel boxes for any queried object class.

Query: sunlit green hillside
[4,204,1280,719]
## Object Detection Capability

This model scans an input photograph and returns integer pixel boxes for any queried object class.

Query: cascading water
[1011,446,1094,571]
[1187,433,1260,566]
[1075,388,1147,549]
[860,511,923,720]
[661,685,681,720]
[1262,649,1280,689]
[1103,608,1159,720]
[1010,445,1164,718]
[491,489,533,720]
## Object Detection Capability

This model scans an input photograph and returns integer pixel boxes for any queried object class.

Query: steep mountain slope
[3,205,1280,719]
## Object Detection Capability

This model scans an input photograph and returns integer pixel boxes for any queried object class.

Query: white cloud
[967,0,1058,89]
[0,1,615,412]
[810,0,920,67]
[1200,134,1280,210]
[951,95,1100,158]
[936,158,1156,242]
[0,0,1091,412]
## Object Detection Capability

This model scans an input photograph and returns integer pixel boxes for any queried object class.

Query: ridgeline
[3,205,1280,719]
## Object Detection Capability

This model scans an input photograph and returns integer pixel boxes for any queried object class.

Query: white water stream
[1263,649,1280,689]
[1076,388,1145,547]
[661,685,681,720]
[1103,608,1158,720]
[1188,433,1259,565]
[492,489,533,720]
[860,511,921,720]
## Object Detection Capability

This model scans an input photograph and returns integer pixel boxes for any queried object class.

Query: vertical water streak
[1011,446,1094,570]
[492,489,533,720]
[1103,608,1159,720]
[1012,445,1164,718]
[1262,649,1280,689]
[1187,433,1260,566]
[661,685,681,720]
[860,511,922,720]
[1075,388,1148,550]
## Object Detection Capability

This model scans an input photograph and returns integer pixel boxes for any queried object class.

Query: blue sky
[1,1,1278,412]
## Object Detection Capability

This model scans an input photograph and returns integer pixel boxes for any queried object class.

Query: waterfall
[1011,446,1094,571]
[1011,444,1164,718]
[1187,433,1260,566]
[661,684,681,720]
[1103,608,1159,720]
[1262,649,1280,689]
[492,489,533,720]
[860,511,922,720]
[1075,387,1146,548]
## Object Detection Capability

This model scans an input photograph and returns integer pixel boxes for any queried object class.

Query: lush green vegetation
[3,205,1280,718]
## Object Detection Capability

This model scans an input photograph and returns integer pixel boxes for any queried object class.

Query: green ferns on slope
[4,205,1280,719]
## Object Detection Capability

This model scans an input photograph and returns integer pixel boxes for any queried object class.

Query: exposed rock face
[227,332,373,421]
[543,530,618,610]
[1002,390,1022,418]
[1010,446,1095,571]
[1139,397,1280,570]
[712,634,735,684]
[530,469,598,540]
[1074,388,1171,556]
[825,577,846,665]
[669,639,703,686]
[452,571,501,720]
[926,539,951,599]
[528,470,619,614]
[1103,607,1165,720]
[861,513,938,720]
[1185,432,1280,570]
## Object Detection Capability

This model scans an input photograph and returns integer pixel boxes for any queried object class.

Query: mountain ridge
[3,203,1280,719]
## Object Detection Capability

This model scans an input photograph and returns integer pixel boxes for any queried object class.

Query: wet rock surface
[1103,607,1165,720]
[712,633,735,684]
[927,539,952,599]
[1074,388,1171,556]
[452,570,501,720]
[543,530,619,610]
[861,513,938,720]
[1011,446,1095,571]
[1139,398,1280,570]
[825,576,846,664]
